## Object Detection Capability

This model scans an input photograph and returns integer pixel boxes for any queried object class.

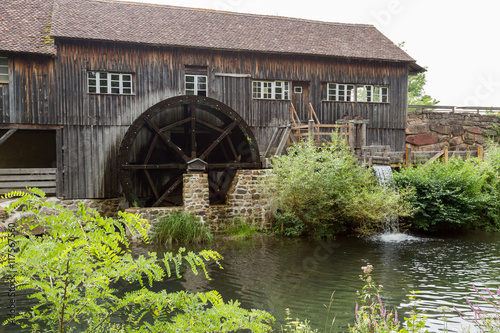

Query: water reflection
[2,231,500,332]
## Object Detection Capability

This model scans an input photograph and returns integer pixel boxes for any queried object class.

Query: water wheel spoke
[143,134,159,165]
[153,176,183,207]
[190,102,197,158]
[226,136,240,162]
[143,170,160,200]
[199,119,242,160]
[159,117,191,132]
[144,117,189,161]
[196,118,224,133]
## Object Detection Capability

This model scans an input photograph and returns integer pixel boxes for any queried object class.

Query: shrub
[150,210,213,245]
[0,190,273,332]
[393,157,489,232]
[268,134,412,237]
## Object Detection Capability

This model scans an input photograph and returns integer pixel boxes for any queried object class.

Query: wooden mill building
[0,0,423,207]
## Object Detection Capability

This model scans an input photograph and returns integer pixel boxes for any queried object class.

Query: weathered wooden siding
[2,40,410,198]
[0,56,55,124]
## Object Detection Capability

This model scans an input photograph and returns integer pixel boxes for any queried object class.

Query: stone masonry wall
[406,111,500,151]
[126,169,273,235]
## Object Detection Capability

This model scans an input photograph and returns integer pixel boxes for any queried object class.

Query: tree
[0,189,273,332]
[398,42,440,106]
[408,71,440,106]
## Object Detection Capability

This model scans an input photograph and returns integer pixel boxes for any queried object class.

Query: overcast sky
[117,0,500,107]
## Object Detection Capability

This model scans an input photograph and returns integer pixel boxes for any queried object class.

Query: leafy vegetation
[221,217,260,239]
[394,143,500,232]
[150,209,213,246]
[268,134,412,237]
[0,189,273,332]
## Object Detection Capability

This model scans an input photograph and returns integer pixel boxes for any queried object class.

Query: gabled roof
[0,0,56,56]
[1,0,424,72]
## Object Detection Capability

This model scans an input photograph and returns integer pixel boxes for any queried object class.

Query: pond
[2,231,500,332]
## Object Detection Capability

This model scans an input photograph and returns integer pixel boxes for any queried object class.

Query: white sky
[117,0,500,107]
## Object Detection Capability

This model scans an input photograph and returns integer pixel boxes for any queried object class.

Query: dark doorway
[292,81,310,121]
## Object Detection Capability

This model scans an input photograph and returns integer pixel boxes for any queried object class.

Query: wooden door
[292,81,310,122]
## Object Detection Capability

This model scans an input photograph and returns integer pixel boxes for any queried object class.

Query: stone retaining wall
[126,169,273,235]
[0,170,274,236]
[406,111,500,151]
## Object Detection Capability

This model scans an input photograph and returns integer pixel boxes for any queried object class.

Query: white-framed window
[87,71,133,95]
[294,86,303,94]
[252,80,290,100]
[374,86,389,103]
[0,57,8,84]
[357,85,373,102]
[327,83,355,102]
[185,74,207,96]
[327,83,389,103]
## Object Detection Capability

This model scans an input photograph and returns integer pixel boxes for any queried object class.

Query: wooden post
[405,146,412,168]
[444,146,449,164]
[478,146,484,161]
[361,122,367,147]
[348,121,355,149]
[308,119,314,142]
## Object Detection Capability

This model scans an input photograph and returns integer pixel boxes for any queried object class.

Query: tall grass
[151,210,213,245]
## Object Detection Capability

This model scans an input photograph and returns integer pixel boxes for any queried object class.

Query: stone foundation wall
[406,111,500,151]
[126,169,273,234]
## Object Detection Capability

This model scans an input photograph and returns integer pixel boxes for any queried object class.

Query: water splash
[373,165,394,186]
[372,165,422,243]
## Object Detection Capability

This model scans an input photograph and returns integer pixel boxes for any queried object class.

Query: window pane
[88,86,96,93]
[0,67,7,75]
[100,87,108,93]
[100,79,108,87]
[186,89,195,95]
[88,79,96,86]
[123,88,131,94]
[122,75,131,81]
[0,57,8,66]
[123,81,131,88]
[186,83,195,90]
[111,81,119,87]
[111,74,119,80]
[197,76,207,83]
[111,88,120,94]
[185,75,195,82]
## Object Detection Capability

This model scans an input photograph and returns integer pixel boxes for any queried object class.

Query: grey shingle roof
[51,0,418,65]
[2,0,423,71]
[0,0,56,56]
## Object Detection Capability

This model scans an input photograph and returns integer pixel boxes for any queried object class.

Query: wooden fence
[408,105,500,114]
[0,168,57,195]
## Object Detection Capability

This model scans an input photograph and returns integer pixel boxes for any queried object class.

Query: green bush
[221,217,260,239]
[150,210,213,245]
[393,157,489,232]
[0,190,273,332]
[268,134,412,237]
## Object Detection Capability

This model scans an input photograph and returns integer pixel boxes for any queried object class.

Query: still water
[148,231,500,332]
[2,231,500,332]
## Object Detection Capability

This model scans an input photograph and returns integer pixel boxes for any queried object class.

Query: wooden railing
[0,168,57,195]
[409,105,500,114]
[290,103,367,149]
[404,146,484,167]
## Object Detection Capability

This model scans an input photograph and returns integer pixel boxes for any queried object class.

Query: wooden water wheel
[119,95,261,207]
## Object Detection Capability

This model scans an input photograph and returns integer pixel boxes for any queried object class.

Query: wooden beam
[405,147,412,167]
[153,177,183,207]
[0,129,17,146]
[424,150,444,166]
[144,117,189,161]
[199,119,241,161]
[478,146,484,161]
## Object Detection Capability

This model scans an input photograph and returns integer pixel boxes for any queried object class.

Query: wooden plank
[0,174,56,181]
[0,128,17,146]
[0,168,56,174]
[0,181,57,188]
[424,150,444,166]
